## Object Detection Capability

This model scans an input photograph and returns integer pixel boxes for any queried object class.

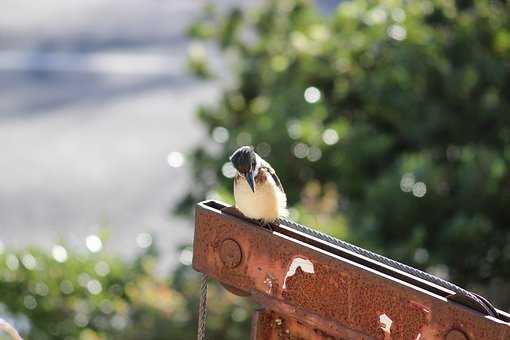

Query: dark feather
[263,166,285,194]
[230,146,255,173]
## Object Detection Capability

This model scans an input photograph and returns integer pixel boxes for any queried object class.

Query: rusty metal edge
[193,200,510,323]
[251,290,376,339]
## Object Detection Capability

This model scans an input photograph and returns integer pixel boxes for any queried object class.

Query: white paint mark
[379,313,393,339]
[283,257,314,289]
[264,275,274,294]
[415,334,421,340]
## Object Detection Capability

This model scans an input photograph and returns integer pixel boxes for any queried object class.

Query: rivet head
[219,239,242,268]
[446,329,468,340]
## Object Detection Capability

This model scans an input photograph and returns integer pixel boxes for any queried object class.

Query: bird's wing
[261,163,285,194]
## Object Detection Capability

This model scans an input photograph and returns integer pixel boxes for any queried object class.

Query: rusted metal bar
[192,200,510,339]
[250,308,371,340]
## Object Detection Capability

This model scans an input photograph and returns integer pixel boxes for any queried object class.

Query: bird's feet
[219,206,279,232]
[254,219,279,232]
[220,206,245,219]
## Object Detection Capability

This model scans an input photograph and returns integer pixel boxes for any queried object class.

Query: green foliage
[0,244,251,339]
[185,0,510,309]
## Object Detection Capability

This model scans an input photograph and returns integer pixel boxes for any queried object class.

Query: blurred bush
[0,243,251,339]
[183,0,510,309]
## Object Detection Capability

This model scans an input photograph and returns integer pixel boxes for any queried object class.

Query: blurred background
[1,0,509,339]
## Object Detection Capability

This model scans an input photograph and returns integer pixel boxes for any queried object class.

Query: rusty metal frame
[192,200,510,339]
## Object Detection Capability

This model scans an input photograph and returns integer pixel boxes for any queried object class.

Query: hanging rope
[0,318,23,340]
[197,273,208,340]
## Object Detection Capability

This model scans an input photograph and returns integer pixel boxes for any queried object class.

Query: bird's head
[230,145,258,192]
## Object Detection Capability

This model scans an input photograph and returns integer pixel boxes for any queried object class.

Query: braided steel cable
[197,273,208,340]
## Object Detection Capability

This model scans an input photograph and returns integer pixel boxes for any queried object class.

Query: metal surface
[275,217,498,318]
[193,200,510,339]
[251,291,374,339]
[446,329,469,340]
[251,309,367,340]
[220,239,243,268]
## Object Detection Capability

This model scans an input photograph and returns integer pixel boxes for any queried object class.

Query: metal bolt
[219,239,242,268]
[446,329,468,340]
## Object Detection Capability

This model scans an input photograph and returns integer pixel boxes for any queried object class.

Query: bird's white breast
[234,172,287,223]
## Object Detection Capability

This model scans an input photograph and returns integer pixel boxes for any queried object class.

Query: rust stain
[282,263,350,326]
[253,309,340,340]
[219,238,242,268]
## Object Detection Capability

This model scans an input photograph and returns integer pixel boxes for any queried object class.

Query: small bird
[229,146,287,224]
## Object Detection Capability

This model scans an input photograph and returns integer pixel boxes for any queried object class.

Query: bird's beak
[246,171,256,192]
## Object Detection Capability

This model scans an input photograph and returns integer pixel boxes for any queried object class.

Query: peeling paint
[263,274,276,295]
[283,257,314,289]
[379,313,392,340]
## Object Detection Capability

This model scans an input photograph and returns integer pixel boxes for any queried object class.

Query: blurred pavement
[0,0,230,268]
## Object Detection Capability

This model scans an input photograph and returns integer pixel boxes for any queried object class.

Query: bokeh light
[255,142,271,157]
[250,96,270,114]
[6,254,19,271]
[388,25,407,41]
[21,253,37,270]
[111,315,127,330]
[365,8,387,25]
[391,8,406,22]
[222,162,237,178]
[304,86,321,103]
[86,235,103,253]
[23,295,37,310]
[231,307,248,322]
[412,182,427,198]
[35,282,49,296]
[287,120,302,140]
[322,129,339,145]
[414,248,429,264]
[307,146,322,162]
[52,245,68,263]
[136,233,152,249]
[179,248,193,266]
[212,126,229,144]
[87,280,102,295]
[60,280,74,295]
[100,300,114,314]
[400,173,415,192]
[293,143,309,158]
[167,152,185,168]
[74,313,89,328]
[95,261,111,277]
[236,132,252,145]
